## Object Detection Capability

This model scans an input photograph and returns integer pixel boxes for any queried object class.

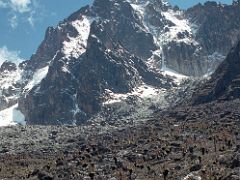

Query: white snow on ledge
[103,84,162,105]
[162,10,194,42]
[161,66,188,83]
[0,104,25,127]
[23,66,49,93]
[62,16,97,59]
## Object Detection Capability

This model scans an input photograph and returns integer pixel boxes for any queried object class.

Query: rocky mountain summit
[0,0,240,125]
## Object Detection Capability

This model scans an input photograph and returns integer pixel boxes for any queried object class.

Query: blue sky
[0,0,232,62]
[169,0,232,8]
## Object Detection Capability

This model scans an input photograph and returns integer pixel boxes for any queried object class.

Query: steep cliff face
[187,2,240,55]
[0,61,24,111]
[1,0,240,125]
[161,1,240,76]
[18,0,172,125]
[192,40,240,104]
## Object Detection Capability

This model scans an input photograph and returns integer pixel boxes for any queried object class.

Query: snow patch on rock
[23,66,49,93]
[162,10,198,45]
[62,16,97,59]
[161,66,188,84]
[0,67,23,105]
[103,84,163,105]
[0,104,25,127]
[0,68,22,90]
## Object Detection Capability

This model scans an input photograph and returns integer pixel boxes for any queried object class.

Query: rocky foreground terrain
[0,99,239,180]
[0,1,240,179]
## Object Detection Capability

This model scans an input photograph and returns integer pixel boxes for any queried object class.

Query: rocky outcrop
[0,61,17,72]
[192,40,240,104]
[0,61,23,110]
[186,1,240,55]
[93,0,157,59]
[163,1,240,76]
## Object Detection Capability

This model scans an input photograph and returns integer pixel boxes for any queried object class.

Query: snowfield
[0,104,25,127]
[62,16,98,59]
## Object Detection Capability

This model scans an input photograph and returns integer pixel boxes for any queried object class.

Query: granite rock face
[187,1,240,55]
[0,61,17,72]
[0,61,23,111]
[192,40,240,104]
[163,1,240,76]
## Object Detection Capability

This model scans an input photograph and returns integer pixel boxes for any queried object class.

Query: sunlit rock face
[192,40,240,104]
